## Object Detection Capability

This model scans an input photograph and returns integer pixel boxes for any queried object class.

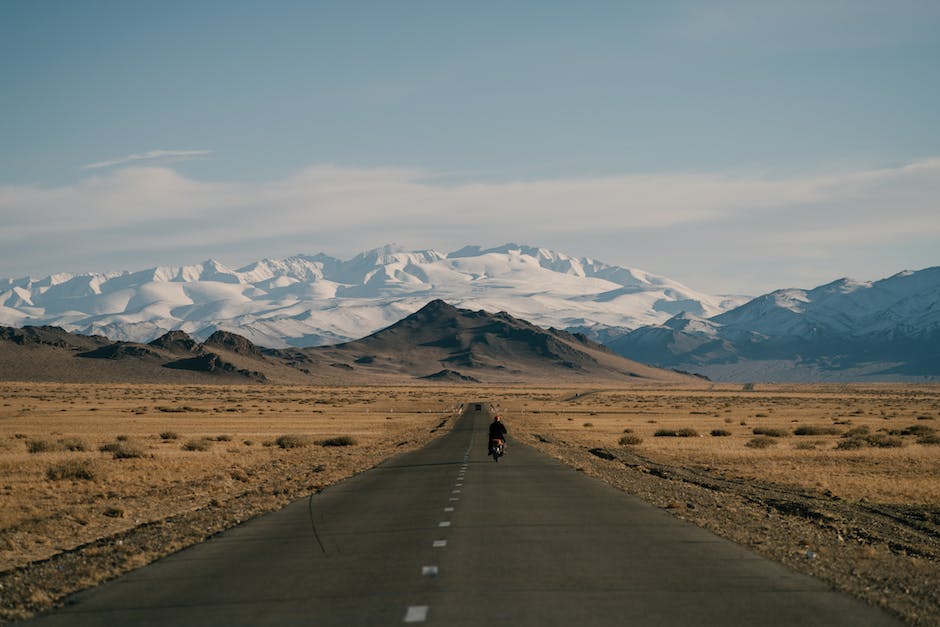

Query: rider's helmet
[494,415,501,421]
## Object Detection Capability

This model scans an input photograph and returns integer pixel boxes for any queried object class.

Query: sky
[1,1,938,296]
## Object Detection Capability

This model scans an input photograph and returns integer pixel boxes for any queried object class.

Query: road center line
[421,565,439,577]
[444,506,454,512]
[433,540,447,547]
[404,605,429,623]
[438,521,451,527]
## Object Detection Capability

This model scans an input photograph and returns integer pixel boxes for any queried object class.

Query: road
[25,404,902,626]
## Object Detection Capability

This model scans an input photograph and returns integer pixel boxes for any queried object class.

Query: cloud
[0,159,937,294]
[82,149,213,170]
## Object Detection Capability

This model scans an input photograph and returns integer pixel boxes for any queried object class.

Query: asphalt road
[25,404,903,626]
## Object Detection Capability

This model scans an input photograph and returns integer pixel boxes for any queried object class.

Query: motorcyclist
[488,415,507,454]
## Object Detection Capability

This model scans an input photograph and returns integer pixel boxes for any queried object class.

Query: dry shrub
[214,434,233,442]
[917,433,940,445]
[619,434,643,446]
[794,425,842,436]
[159,431,180,440]
[582,422,594,427]
[26,439,58,454]
[46,459,96,481]
[320,435,357,447]
[622,428,634,433]
[746,436,778,449]
[710,429,732,437]
[58,437,89,451]
[843,426,871,438]
[794,441,818,450]
[865,434,904,448]
[654,428,698,437]
[752,427,788,437]
[893,425,936,437]
[100,441,146,459]
[276,434,312,449]
[182,438,213,452]
[836,438,867,451]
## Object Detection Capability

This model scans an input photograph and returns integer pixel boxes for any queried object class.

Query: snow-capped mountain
[0,244,742,348]
[608,267,940,381]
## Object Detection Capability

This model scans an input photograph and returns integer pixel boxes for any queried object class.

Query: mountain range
[0,300,695,385]
[0,244,743,348]
[1,244,936,382]
[609,268,940,381]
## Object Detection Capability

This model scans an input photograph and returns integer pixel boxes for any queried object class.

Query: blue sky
[1,1,938,294]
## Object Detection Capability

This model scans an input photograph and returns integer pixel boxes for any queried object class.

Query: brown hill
[0,302,699,385]
[148,330,199,354]
[301,300,694,383]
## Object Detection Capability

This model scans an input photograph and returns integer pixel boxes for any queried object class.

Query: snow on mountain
[0,244,739,348]
[608,266,940,380]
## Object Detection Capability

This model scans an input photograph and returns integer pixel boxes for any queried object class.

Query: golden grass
[0,382,461,571]
[490,384,940,507]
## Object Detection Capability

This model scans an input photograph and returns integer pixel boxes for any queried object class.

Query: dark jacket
[489,420,507,441]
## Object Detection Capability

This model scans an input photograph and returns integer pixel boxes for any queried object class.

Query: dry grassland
[487,384,940,625]
[0,382,459,620]
[497,385,940,506]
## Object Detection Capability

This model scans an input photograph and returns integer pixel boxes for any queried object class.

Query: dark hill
[203,331,263,357]
[0,301,698,385]
[149,330,199,354]
[305,299,693,383]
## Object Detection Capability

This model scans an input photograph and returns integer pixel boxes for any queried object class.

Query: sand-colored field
[495,385,940,506]
[0,383,460,574]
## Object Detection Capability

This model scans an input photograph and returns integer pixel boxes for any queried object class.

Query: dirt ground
[2,383,938,624]
[492,384,940,626]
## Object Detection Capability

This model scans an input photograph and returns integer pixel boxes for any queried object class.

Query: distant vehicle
[475,403,483,411]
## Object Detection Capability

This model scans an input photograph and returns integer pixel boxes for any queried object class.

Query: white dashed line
[404,605,429,623]
[421,565,439,577]
[449,497,459,501]
[444,506,454,512]
[438,521,451,527]
[433,540,447,547]
[452,489,461,494]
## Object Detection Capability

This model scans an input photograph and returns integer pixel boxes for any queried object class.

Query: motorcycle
[489,437,504,462]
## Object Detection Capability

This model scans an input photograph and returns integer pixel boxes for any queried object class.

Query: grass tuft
[46,459,97,481]
[746,435,778,449]
[836,438,867,450]
[159,431,180,440]
[752,427,788,437]
[710,429,732,437]
[843,426,871,438]
[865,434,904,448]
[794,425,842,436]
[276,434,313,449]
[618,434,643,446]
[654,428,698,437]
[99,441,146,459]
[319,435,358,447]
[26,439,59,454]
[181,438,213,452]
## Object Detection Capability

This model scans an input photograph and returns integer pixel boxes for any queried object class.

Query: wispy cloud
[82,149,212,170]
[0,159,937,294]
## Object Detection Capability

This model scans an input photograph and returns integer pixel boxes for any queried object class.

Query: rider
[488,415,507,452]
